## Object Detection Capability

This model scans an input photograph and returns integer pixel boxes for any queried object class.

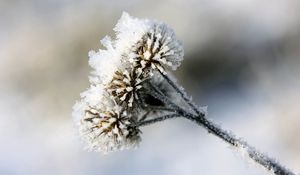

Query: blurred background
[0,0,299,175]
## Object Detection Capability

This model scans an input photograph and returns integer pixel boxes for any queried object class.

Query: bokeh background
[1,0,299,175]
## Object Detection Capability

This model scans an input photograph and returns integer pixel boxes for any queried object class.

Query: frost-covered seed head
[106,69,144,108]
[80,107,140,153]
[128,23,184,75]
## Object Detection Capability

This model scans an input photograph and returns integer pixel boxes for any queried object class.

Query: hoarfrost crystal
[73,89,140,153]
[80,107,140,153]
[88,36,119,85]
[129,23,184,75]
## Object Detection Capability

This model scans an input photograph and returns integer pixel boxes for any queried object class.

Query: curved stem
[140,72,295,175]
[184,114,295,175]
[160,72,295,175]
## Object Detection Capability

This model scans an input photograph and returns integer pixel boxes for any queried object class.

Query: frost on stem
[235,141,295,175]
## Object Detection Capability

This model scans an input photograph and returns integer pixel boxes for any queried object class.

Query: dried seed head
[72,85,140,154]
[80,107,141,153]
[128,23,184,75]
[106,69,144,108]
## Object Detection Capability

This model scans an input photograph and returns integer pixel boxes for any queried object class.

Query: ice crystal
[88,36,120,85]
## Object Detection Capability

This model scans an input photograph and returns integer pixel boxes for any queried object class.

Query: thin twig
[146,81,186,114]
[136,90,147,109]
[136,113,180,127]
[139,111,150,122]
[143,73,295,175]
[147,105,175,112]
[160,72,205,116]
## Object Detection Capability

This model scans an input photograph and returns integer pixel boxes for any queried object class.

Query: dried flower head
[128,23,184,75]
[106,69,143,108]
[80,107,140,153]
[72,85,140,154]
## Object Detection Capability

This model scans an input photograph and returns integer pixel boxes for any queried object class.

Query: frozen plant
[73,12,295,175]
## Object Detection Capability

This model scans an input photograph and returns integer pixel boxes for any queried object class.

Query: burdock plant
[72,12,295,175]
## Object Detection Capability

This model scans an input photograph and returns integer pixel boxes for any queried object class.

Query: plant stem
[160,73,205,115]
[184,113,295,175]
[161,72,295,175]
[146,81,187,115]
[141,72,295,175]
[136,114,180,127]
